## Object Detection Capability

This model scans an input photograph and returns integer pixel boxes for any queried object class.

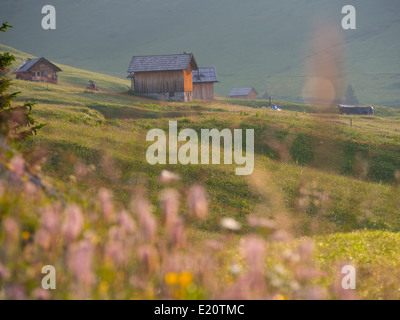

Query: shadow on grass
[86,103,201,120]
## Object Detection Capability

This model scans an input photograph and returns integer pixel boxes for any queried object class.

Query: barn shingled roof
[192,67,218,83]
[13,57,62,73]
[127,53,198,73]
[228,87,258,97]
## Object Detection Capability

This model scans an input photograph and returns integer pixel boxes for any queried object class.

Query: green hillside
[1,0,399,106]
[2,44,400,299]
[0,44,130,92]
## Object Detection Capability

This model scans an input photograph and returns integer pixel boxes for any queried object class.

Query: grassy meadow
[1,45,400,300]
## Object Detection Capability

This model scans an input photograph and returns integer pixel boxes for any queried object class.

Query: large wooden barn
[192,67,218,101]
[13,57,62,84]
[228,87,258,100]
[127,53,198,102]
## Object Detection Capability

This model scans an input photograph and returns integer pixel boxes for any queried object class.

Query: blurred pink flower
[306,286,328,300]
[32,288,51,300]
[41,204,61,235]
[10,156,25,179]
[188,185,208,220]
[3,217,19,244]
[248,216,277,229]
[105,241,126,267]
[75,162,88,179]
[118,210,136,234]
[0,263,10,280]
[270,230,292,242]
[169,218,186,248]
[160,189,180,229]
[24,181,39,197]
[241,236,266,275]
[108,226,124,243]
[34,229,52,250]
[239,236,267,295]
[99,188,114,222]
[138,245,159,274]
[61,205,84,243]
[295,267,324,281]
[135,196,157,242]
[205,240,224,251]
[67,240,95,286]
[5,285,26,300]
[298,240,315,261]
[105,226,130,266]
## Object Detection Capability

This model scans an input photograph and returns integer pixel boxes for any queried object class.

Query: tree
[345,84,359,105]
[0,22,44,142]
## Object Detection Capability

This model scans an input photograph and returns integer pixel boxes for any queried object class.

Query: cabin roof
[13,57,62,73]
[228,87,258,97]
[127,53,198,73]
[193,67,218,83]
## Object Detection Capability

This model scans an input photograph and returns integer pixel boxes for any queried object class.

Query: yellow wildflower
[178,272,193,288]
[165,272,179,286]
[98,282,109,295]
[22,231,30,240]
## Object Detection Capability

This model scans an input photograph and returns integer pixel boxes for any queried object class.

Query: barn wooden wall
[193,83,214,100]
[134,67,194,94]
[134,70,184,94]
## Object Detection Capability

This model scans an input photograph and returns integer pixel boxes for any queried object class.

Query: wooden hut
[192,67,218,101]
[228,87,258,100]
[127,53,198,102]
[13,57,62,84]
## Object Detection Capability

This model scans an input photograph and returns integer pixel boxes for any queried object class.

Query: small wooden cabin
[228,87,258,100]
[192,67,218,101]
[13,57,62,84]
[127,53,198,102]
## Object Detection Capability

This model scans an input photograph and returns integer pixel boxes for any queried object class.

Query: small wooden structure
[127,53,198,102]
[228,87,258,100]
[13,57,62,84]
[192,67,218,101]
